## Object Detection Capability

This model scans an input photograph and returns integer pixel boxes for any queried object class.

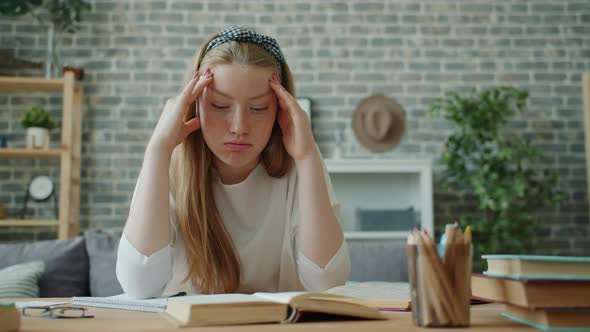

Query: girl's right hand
[149,68,214,154]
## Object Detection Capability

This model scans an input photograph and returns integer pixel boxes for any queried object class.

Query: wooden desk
[17,301,535,332]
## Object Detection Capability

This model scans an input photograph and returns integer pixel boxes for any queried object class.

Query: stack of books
[471,254,590,331]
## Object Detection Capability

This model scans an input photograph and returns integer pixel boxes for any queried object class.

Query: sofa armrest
[0,236,90,297]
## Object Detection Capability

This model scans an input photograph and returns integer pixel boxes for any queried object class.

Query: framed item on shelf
[20,175,58,219]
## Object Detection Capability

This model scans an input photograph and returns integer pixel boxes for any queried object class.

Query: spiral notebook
[71,293,171,313]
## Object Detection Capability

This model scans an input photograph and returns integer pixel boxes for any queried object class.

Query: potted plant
[0,0,91,77]
[20,106,57,149]
[430,87,565,272]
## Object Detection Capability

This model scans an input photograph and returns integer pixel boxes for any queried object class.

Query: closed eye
[251,107,268,111]
[212,104,229,109]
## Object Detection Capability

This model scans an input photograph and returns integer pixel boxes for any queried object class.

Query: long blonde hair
[169,32,295,294]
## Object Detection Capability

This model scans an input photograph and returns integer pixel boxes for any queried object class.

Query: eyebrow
[210,87,272,100]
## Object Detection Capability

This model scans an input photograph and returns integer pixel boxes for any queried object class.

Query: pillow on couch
[0,261,45,298]
[0,237,90,297]
[85,229,123,297]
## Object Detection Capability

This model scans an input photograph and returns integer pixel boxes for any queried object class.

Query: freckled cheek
[198,105,226,136]
[258,110,278,134]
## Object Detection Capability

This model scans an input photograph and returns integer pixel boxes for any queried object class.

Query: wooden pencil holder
[407,243,472,327]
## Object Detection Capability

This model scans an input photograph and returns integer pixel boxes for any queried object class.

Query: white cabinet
[324,159,433,240]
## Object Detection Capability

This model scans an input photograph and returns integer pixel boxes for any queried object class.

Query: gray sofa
[0,229,408,297]
[0,229,123,297]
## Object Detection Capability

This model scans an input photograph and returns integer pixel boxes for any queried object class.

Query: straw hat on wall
[352,94,406,153]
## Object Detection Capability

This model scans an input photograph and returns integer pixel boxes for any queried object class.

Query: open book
[163,292,386,327]
[71,282,411,314]
[325,281,411,311]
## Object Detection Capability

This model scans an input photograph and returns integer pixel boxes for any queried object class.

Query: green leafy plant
[0,0,91,33]
[0,1,43,17]
[20,106,57,129]
[430,87,565,272]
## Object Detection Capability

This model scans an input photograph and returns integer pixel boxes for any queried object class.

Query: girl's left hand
[269,74,317,161]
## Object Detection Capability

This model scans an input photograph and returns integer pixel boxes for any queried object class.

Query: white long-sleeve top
[116,161,350,299]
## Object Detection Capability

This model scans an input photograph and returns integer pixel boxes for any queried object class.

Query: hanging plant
[0,0,91,33]
[0,0,91,77]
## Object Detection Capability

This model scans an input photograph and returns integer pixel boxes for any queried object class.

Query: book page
[253,292,308,304]
[325,281,410,302]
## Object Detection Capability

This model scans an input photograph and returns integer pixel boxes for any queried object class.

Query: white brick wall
[0,0,588,253]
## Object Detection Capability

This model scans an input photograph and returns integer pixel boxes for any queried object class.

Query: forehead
[209,63,274,99]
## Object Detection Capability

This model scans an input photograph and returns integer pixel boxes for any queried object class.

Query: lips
[224,142,252,151]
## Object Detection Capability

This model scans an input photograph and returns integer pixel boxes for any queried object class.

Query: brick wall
[0,0,589,253]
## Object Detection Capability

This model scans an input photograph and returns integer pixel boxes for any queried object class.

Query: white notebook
[71,294,170,313]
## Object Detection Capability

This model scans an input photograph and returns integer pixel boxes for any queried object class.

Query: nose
[229,107,249,135]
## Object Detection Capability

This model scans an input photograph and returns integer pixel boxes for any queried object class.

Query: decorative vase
[25,127,50,149]
[45,23,62,78]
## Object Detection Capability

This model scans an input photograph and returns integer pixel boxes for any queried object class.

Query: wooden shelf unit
[0,76,67,92]
[1,219,60,227]
[584,72,590,213]
[0,72,83,239]
[0,148,65,158]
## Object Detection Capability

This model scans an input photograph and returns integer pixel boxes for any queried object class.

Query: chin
[214,149,260,169]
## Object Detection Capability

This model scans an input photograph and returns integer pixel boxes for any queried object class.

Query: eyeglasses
[22,305,94,319]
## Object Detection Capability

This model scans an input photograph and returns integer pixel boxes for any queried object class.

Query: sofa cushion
[0,236,90,297]
[0,261,45,298]
[347,239,409,282]
[85,229,123,297]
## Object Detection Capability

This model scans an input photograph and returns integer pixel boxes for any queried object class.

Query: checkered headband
[204,26,285,72]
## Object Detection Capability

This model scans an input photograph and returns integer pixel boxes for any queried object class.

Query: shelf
[0,219,59,227]
[344,231,410,240]
[0,76,68,92]
[325,158,432,173]
[0,148,65,158]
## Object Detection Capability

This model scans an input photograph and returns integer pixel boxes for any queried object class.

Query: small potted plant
[20,106,57,149]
